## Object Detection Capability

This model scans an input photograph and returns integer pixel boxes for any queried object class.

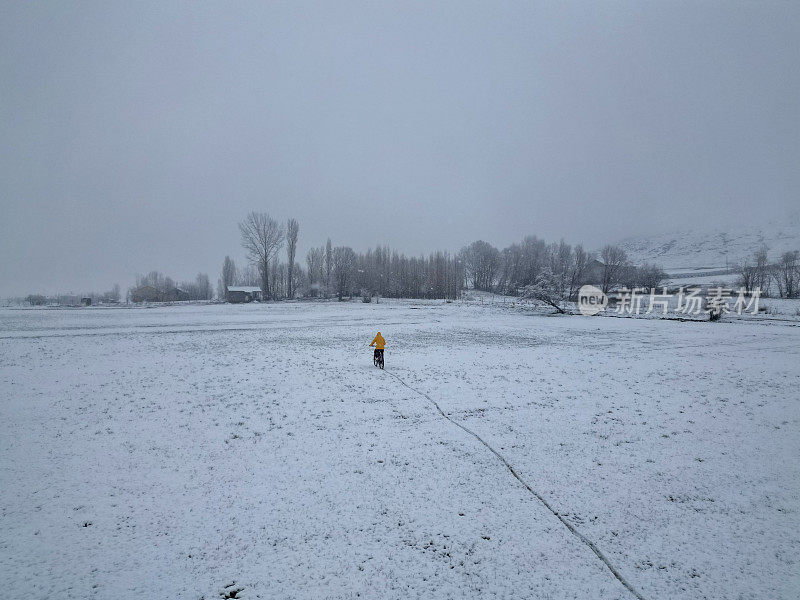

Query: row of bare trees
[739,248,800,298]
[179,274,213,301]
[459,238,666,298]
[229,212,464,301]
[132,271,212,301]
[225,211,671,303]
[24,284,122,306]
[302,243,463,300]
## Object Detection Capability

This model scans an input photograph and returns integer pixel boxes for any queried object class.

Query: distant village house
[226,286,262,303]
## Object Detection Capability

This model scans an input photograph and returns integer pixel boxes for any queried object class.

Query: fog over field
[1,2,799,297]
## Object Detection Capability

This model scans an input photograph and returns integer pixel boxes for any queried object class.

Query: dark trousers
[373,349,384,361]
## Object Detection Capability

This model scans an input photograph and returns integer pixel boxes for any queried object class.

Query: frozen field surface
[1,302,799,599]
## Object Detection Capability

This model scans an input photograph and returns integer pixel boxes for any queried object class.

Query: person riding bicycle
[370,332,385,366]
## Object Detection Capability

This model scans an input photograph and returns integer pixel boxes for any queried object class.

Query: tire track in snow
[386,369,648,600]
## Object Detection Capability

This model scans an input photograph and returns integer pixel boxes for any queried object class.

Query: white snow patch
[1,301,798,599]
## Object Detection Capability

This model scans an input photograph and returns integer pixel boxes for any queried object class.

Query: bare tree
[325,238,333,298]
[286,218,299,299]
[496,235,548,294]
[773,250,799,298]
[568,245,590,300]
[737,257,757,291]
[177,273,212,301]
[196,273,212,300]
[547,240,572,298]
[239,264,260,286]
[600,245,628,293]
[754,246,771,295]
[333,246,356,300]
[306,247,324,297]
[134,271,177,301]
[138,271,167,290]
[239,212,284,300]
[269,259,282,299]
[218,256,237,300]
[291,261,304,297]
[460,240,500,292]
[638,263,667,291]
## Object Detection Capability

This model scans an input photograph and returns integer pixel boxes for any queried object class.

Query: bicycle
[373,349,384,369]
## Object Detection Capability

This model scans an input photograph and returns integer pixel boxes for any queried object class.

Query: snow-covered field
[1,301,799,599]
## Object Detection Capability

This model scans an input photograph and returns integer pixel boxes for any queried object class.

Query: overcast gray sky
[1,1,798,296]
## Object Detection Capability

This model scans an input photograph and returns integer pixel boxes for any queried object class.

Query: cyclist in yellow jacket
[370,332,385,367]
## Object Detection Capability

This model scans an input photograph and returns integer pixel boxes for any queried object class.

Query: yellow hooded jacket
[370,333,385,350]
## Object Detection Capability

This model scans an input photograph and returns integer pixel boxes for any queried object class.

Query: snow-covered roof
[226,286,262,293]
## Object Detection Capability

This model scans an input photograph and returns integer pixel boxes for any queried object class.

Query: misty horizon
[2,2,799,297]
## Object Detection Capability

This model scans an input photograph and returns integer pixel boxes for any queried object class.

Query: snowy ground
[1,301,799,599]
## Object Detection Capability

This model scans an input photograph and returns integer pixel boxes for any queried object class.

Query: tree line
[220,211,667,303]
[130,271,213,301]
[738,248,800,298]
[20,211,799,306]
[23,285,121,307]
[223,212,462,300]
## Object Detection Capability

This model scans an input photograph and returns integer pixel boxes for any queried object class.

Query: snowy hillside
[617,213,800,272]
